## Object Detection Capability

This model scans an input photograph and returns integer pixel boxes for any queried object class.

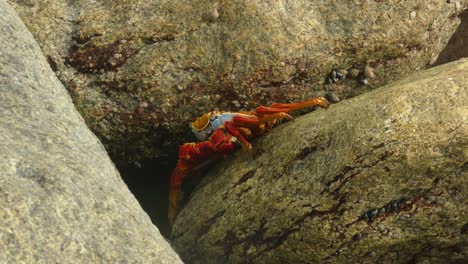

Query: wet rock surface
[7,0,467,164]
[172,59,468,263]
[0,1,181,263]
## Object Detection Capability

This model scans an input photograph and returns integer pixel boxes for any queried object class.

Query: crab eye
[191,113,211,131]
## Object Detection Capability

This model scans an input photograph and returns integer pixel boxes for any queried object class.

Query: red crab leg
[224,121,253,152]
[226,112,298,152]
[168,129,236,226]
[255,96,329,116]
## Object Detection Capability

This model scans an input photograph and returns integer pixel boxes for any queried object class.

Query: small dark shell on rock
[325,91,340,103]
[461,224,468,234]
[327,69,347,84]
[384,203,394,212]
[360,213,369,221]
[353,233,363,241]
[369,209,379,218]
[336,69,348,80]
[385,201,396,212]
[378,207,386,215]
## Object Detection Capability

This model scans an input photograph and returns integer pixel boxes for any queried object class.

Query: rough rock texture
[435,9,468,66]
[172,59,468,263]
[7,0,467,165]
[0,2,182,263]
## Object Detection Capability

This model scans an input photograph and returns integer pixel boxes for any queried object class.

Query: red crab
[169,96,329,225]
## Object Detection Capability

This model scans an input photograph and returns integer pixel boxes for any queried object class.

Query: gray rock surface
[0,1,182,263]
[172,59,468,263]
[7,0,467,165]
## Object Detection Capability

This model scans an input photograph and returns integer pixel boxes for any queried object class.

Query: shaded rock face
[7,0,467,165]
[435,9,468,66]
[172,59,468,263]
[0,1,182,263]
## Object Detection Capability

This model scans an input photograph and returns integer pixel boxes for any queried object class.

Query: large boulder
[7,0,467,165]
[0,1,181,263]
[171,59,468,263]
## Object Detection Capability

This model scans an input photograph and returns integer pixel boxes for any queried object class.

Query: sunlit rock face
[0,1,181,263]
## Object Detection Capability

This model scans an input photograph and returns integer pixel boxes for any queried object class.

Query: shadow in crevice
[118,156,177,239]
[434,10,468,66]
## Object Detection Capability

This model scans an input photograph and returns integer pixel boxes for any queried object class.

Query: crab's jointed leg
[255,96,329,116]
[168,129,236,226]
[225,96,329,151]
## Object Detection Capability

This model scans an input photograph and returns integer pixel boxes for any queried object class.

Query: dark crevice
[218,196,347,262]
[294,146,319,160]
[332,150,393,197]
[461,223,468,235]
[196,210,226,239]
[46,55,58,72]
[321,141,396,196]
[233,169,256,187]
[434,9,468,66]
[237,186,253,198]
[117,156,177,239]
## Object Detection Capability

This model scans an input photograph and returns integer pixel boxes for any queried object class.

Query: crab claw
[315,97,330,109]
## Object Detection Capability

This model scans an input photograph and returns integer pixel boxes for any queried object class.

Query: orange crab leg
[232,112,293,127]
[255,96,329,116]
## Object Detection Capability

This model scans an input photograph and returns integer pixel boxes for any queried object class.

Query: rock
[0,2,181,263]
[171,59,468,263]
[363,65,375,79]
[347,68,361,79]
[7,0,467,164]
[435,9,468,65]
[325,91,340,103]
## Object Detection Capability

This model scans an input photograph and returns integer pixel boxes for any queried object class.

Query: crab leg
[225,113,293,151]
[169,143,211,226]
[224,121,254,152]
[232,112,293,127]
[168,129,237,226]
[255,96,329,116]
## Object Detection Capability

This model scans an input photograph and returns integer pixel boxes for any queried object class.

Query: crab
[168,96,330,225]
